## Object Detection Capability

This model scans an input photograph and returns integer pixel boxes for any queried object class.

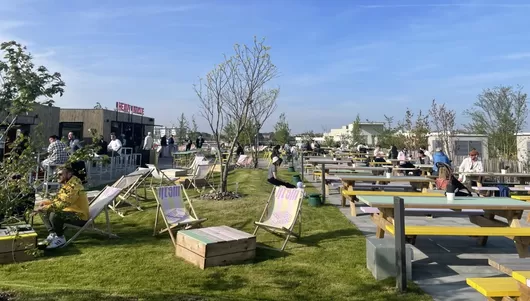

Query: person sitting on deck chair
[267,156,295,188]
[33,166,89,249]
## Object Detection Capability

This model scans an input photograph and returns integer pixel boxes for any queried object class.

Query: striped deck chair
[152,185,207,245]
[108,168,153,217]
[253,186,304,251]
[62,186,123,247]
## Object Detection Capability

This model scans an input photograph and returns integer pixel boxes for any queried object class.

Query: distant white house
[427,132,489,160]
[516,132,530,164]
[324,122,385,145]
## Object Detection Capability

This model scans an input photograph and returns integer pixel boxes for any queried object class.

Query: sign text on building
[116,102,145,115]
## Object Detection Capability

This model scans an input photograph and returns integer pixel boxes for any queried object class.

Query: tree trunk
[252,148,259,168]
[220,161,229,192]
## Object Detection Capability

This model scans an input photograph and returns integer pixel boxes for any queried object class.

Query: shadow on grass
[297,228,363,248]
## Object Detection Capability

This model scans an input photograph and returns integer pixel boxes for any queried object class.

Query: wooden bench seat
[360,207,484,215]
[466,277,520,298]
[385,225,530,236]
[472,186,529,192]
[342,190,442,197]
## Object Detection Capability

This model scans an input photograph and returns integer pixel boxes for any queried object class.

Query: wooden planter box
[0,227,37,264]
[176,226,256,269]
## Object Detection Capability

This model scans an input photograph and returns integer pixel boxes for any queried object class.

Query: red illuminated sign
[116,102,144,115]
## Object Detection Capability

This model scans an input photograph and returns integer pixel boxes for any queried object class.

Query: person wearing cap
[458,149,483,183]
[267,156,296,188]
[33,166,89,249]
[432,147,451,175]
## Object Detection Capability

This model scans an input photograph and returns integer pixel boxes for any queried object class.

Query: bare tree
[397,109,430,151]
[465,85,528,160]
[246,88,278,168]
[429,99,456,158]
[195,37,278,193]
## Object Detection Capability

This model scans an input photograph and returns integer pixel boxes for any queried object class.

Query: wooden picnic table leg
[506,211,530,258]
[518,282,530,301]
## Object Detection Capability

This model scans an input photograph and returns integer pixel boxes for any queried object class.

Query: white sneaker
[46,235,66,249]
[46,232,57,242]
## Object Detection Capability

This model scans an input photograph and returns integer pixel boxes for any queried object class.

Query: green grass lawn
[0,168,431,301]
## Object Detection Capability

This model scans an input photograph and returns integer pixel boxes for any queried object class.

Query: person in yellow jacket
[34,166,89,249]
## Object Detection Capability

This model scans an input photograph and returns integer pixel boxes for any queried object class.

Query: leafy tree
[398,109,430,151]
[273,113,290,145]
[196,37,277,193]
[176,113,189,143]
[429,99,456,158]
[465,85,528,160]
[375,116,401,149]
[323,136,335,147]
[0,41,65,223]
[350,114,365,146]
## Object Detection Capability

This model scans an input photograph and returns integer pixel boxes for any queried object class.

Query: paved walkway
[309,178,525,301]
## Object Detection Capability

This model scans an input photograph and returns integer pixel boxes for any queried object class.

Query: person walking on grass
[267,156,295,188]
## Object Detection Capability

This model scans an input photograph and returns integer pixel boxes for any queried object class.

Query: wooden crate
[176,226,256,269]
[0,228,37,264]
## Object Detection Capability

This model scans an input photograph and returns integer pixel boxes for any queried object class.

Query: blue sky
[1,0,530,133]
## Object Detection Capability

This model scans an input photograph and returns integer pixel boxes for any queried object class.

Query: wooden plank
[343,191,443,197]
[176,232,207,257]
[204,237,256,258]
[217,225,254,240]
[489,258,530,275]
[466,277,520,297]
[179,229,218,244]
[0,250,36,264]
[176,245,255,269]
[198,227,237,242]
[385,225,530,236]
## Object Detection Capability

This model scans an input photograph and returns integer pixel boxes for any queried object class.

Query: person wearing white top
[373,145,381,157]
[420,146,433,162]
[458,149,483,183]
[143,132,153,150]
[107,133,122,156]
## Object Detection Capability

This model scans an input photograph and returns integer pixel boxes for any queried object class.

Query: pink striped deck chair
[253,186,304,251]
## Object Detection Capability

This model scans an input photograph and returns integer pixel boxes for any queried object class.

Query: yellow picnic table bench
[467,257,530,300]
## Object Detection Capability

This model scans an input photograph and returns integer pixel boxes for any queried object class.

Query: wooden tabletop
[338,175,434,182]
[358,196,530,210]
[463,172,530,177]
[489,257,530,275]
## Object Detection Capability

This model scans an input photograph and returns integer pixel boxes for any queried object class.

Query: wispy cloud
[0,20,30,31]
[357,3,530,9]
[80,4,201,19]
[498,52,530,60]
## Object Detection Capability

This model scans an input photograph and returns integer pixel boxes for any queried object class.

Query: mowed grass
[0,168,431,301]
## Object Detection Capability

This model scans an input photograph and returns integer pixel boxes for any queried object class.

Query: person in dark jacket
[388,145,398,159]
[96,135,108,155]
[236,142,244,156]
[195,135,205,149]
[271,145,283,165]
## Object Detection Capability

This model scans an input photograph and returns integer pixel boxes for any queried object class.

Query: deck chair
[184,156,205,174]
[108,168,153,217]
[253,186,304,251]
[185,163,215,191]
[144,164,179,186]
[62,186,123,248]
[152,185,207,245]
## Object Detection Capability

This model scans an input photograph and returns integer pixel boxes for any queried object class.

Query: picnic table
[338,175,434,206]
[413,163,433,176]
[307,159,345,203]
[463,172,530,185]
[358,195,530,258]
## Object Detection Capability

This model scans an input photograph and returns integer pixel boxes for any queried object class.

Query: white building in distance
[324,121,385,145]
